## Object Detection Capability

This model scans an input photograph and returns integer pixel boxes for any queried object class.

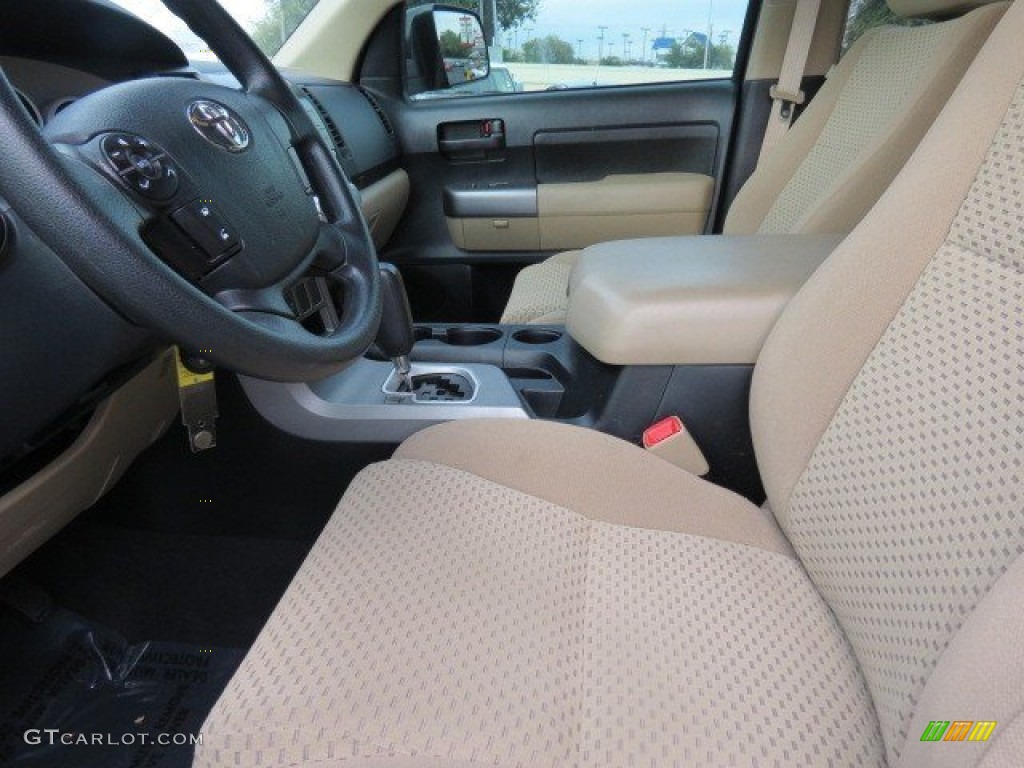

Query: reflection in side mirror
[405,3,491,98]
[434,7,490,86]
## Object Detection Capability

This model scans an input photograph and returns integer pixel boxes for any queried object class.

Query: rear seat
[500,0,1008,325]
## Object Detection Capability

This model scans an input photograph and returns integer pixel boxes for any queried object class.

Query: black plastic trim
[0,0,188,78]
[297,83,402,191]
[0,209,152,463]
[535,122,720,184]
[654,365,764,503]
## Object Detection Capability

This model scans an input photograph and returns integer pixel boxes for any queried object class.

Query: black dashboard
[2,3,401,194]
[0,0,403,467]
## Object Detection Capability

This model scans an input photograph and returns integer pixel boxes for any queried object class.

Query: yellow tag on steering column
[175,355,215,389]
[176,348,218,452]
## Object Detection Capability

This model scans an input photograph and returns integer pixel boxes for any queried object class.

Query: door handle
[438,119,506,159]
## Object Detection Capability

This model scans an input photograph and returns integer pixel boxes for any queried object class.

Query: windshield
[109,1,320,60]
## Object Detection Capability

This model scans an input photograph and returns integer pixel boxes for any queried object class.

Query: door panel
[536,172,714,250]
[381,79,740,321]
[443,173,715,252]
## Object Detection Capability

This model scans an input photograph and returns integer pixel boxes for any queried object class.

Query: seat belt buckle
[769,85,806,120]
[642,416,709,477]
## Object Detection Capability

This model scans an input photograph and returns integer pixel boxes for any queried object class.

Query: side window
[843,0,927,53]
[408,0,752,98]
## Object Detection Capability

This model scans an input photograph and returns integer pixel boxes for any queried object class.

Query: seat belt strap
[757,0,823,165]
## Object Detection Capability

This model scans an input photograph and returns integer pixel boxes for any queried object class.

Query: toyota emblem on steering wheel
[187,99,251,153]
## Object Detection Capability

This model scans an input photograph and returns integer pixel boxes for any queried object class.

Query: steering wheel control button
[187,100,251,153]
[102,135,134,173]
[102,133,179,201]
[171,200,241,263]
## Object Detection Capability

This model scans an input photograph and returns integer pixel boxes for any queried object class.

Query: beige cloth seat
[195,2,1024,765]
[500,0,1006,325]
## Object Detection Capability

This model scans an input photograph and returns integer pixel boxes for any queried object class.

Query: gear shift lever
[376,263,416,392]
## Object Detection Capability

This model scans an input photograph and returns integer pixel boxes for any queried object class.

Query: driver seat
[195,4,1024,766]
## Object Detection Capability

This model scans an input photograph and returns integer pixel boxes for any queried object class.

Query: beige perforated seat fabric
[500,0,1006,326]
[197,423,886,767]
[195,3,1024,765]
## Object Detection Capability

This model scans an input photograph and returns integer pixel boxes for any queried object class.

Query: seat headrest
[887,0,1005,19]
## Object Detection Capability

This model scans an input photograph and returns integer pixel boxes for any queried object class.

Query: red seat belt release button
[643,417,683,449]
[642,416,710,477]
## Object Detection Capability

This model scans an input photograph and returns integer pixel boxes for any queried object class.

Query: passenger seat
[501,0,1008,325]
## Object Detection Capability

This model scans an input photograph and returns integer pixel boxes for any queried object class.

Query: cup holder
[503,367,554,380]
[444,327,503,346]
[512,329,563,345]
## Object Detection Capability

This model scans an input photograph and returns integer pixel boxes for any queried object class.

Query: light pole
[598,26,608,63]
[577,39,584,62]
[641,27,650,63]
[622,32,630,62]
[704,0,714,69]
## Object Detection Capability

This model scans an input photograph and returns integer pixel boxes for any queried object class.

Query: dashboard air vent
[52,98,77,116]
[300,86,349,158]
[14,89,42,126]
[357,87,395,137]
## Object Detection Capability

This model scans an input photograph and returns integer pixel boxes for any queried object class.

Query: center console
[239,321,616,441]
[240,233,843,500]
[241,357,530,444]
[564,234,844,365]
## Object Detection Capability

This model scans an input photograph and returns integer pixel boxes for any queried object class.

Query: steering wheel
[0,0,381,382]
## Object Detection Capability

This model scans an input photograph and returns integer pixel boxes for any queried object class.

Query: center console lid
[566,234,843,365]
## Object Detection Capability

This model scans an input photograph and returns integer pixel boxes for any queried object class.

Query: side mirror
[406,4,491,96]
[433,6,490,86]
